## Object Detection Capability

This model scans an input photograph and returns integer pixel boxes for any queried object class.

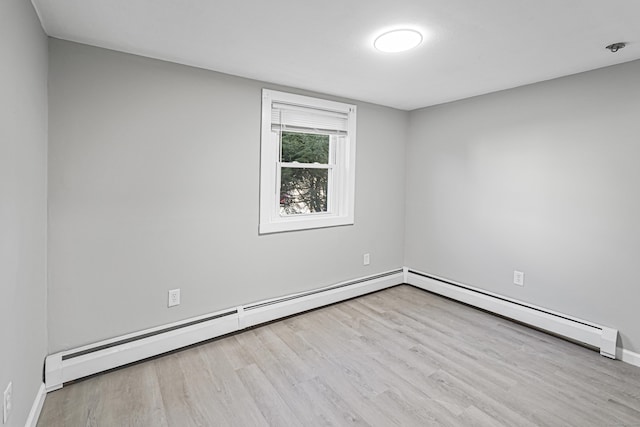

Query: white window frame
[259,89,357,234]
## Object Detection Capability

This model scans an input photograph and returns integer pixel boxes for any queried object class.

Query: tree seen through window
[280,132,330,215]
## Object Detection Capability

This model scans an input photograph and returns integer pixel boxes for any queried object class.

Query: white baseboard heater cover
[405,268,618,359]
[45,269,403,391]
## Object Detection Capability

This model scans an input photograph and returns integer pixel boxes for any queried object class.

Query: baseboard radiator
[45,269,403,391]
[405,268,618,359]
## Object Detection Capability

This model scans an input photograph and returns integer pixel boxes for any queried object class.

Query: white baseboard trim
[242,270,402,328]
[25,383,46,427]
[45,269,403,391]
[406,268,618,359]
[45,312,239,392]
[619,348,640,368]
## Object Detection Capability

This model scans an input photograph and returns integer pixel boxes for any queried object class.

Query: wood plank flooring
[37,285,640,426]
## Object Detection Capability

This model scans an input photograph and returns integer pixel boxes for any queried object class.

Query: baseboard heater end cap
[600,327,618,359]
[44,353,64,392]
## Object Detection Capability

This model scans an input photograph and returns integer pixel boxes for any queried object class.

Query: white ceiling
[32,0,640,110]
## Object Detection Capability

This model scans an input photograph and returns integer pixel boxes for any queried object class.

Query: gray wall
[0,1,48,425]
[46,33,640,362]
[48,39,407,352]
[405,60,640,353]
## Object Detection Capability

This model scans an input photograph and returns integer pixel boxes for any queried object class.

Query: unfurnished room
[2,0,640,426]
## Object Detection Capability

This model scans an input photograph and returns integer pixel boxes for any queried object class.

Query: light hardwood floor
[38,285,640,426]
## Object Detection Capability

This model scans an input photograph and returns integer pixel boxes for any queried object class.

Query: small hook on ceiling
[605,42,626,53]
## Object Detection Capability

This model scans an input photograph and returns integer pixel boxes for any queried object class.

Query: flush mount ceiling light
[374,29,423,53]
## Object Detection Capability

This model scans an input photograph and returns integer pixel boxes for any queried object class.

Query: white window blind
[271,102,349,135]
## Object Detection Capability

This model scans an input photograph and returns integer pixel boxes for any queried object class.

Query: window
[259,89,357,234]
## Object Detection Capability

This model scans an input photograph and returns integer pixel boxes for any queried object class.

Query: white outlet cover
[363,253,370,265]
[513,270,525,286]
[3,381,11,423]
[168,289,181,307]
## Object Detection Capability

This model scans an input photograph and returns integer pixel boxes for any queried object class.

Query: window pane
[280,167,329,215]
[281,132,329,164]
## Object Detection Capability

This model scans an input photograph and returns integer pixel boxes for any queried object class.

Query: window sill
[259,214,354,234]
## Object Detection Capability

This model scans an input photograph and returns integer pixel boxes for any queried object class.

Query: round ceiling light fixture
[374,29,423,53]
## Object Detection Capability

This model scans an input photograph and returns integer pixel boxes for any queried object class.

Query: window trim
[259,89,357,234]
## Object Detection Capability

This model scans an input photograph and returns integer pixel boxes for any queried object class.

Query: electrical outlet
[363,253,370,266]
[168,289,181,307]
[513,270,525,286]
[3,381,12,424]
